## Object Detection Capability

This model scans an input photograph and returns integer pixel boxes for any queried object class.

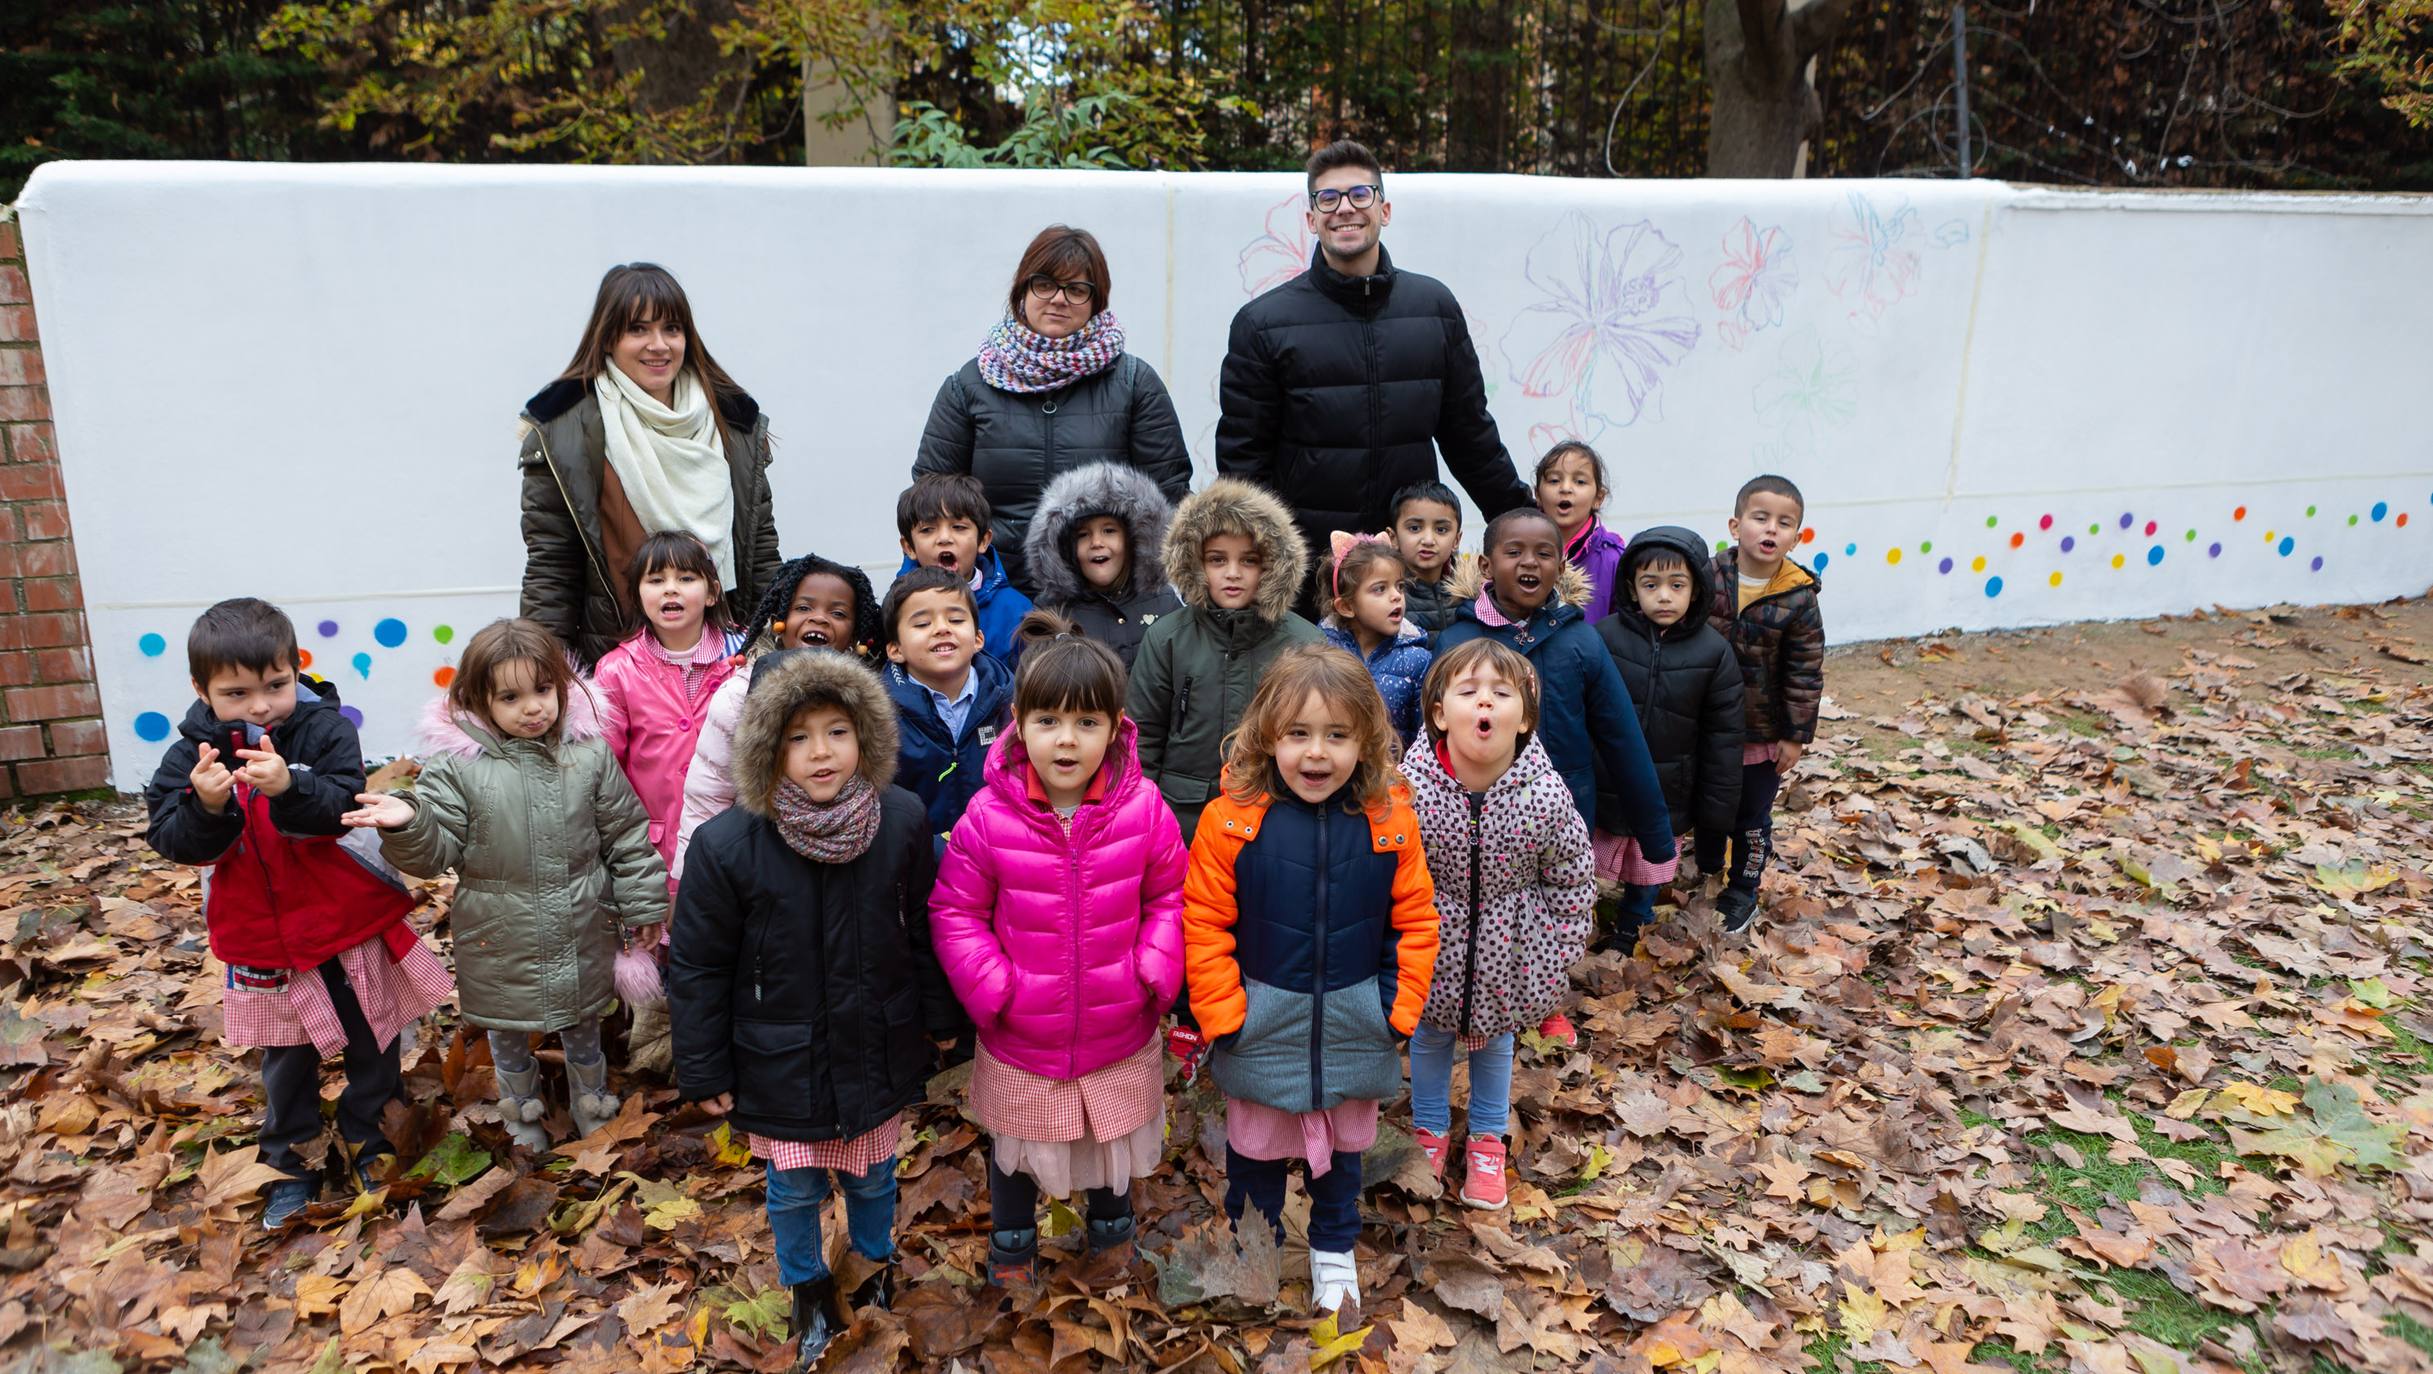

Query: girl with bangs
[520,263,782,667]
[1181,645,1441,1317]
[927,611,1188,1289]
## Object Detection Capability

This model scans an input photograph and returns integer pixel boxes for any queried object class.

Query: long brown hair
[558,263,749,451]
[1220,644,1401,815]
[449,618,582,739]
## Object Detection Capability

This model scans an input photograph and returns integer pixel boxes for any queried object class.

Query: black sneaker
[789,1278,836,1370]
[1717,887,1760,936]
[262,1175,319,1230]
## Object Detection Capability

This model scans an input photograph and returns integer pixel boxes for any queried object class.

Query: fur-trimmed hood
[1445,552,1593,613]
[1162,479,1308,622]
[416,676,607,759]
[729,648,900,817]
[1023,462,1177,607]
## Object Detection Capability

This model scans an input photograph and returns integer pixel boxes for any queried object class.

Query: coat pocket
[1209,978,1311,1110]
[1155,771,1212,814]
[730,1019,829,1126]
[1317,975,1406,1106]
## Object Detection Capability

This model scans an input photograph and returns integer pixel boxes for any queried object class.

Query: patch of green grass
[2104,1267,2248,1349]
[2382,1021,2433,1081]
[2293,745,2361,761]
[1970,1336,2063,1374]
[1958,1107,2000,1130]
[1802,1331,1889,1373]
[2389,1311,2433,1360]
[2053,710,2110,738]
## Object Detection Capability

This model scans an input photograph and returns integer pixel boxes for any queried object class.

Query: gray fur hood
[1023,461,1177,606]
[1161,479,1309,622]
[730,648,900,816]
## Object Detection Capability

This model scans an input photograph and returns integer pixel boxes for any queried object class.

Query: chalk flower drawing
[1710,217,1796,351]
[1751,328,1856,461]
[1501,214,1700,439]
[1237,192,1312,297]
[1825,191,1924,319]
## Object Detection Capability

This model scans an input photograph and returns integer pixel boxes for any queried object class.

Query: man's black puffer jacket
[1215,244,1531,576]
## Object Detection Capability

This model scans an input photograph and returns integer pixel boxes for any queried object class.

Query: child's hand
[233,735,291,797]
[189,744,235,813]
[698,1093,732,1116]
[1775,741,1804,774]
[342,792,416,830]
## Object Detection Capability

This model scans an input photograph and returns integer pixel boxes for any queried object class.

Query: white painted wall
[16,163,2432,789]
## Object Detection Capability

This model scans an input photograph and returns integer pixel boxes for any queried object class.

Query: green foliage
[892,91,1134,168]
[2338,0,2433,127]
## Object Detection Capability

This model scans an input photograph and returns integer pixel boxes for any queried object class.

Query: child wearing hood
[1022,461,1185,668]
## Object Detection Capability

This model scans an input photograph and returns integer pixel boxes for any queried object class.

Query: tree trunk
[1704,0,1857,177]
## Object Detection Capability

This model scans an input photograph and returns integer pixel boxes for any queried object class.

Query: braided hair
[741,552,881,659]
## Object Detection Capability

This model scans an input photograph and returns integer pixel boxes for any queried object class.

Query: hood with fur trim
[1162,478,1309,622]
[1446,551,1593,612]
[417,676,607,759]
[1023,461,1177,607]
[729,648,900,817]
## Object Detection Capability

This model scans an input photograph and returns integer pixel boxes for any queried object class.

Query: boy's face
[1072,516,1130,592]
[783,703,860,803]
[194,661,299,730]
[1485,516,1561,614]
[1730,492,1803,570]
[886,587,982,688]
[1202,533,1263,611]
[1633,559,1695,626]
[901,512,989,577]
[1394,500,1460,578]
[783,571,857,650]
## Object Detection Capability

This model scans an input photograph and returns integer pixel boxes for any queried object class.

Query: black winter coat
[1594,527,1745,841]
[668,789,955,1143]
[1215,246,1532,577]
[913,354,1192,595]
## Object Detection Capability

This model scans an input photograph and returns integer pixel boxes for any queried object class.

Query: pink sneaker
[1460,1137,1509,1209]
[1414,1127,1452,1180]
[1537,1012,1577,1047]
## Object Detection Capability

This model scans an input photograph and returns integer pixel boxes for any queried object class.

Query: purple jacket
[1567,518,1627,624]
[928,718,1188,1079]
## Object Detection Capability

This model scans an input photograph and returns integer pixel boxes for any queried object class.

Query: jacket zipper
[533,427,613,606]
[1067,843,1083,1065]
[1309,802,1329,1108]
[1458,790,1484,1038]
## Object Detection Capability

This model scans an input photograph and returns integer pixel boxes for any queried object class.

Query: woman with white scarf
[519,263,782,667]
[912,225,1191,596]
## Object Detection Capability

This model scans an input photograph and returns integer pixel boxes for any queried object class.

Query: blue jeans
[764,1155,898,1286]
[1225,1144,1364,1252]
[1408,1026,1516,1140]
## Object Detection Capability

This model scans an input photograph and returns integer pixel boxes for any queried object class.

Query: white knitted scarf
[593,362,736,588]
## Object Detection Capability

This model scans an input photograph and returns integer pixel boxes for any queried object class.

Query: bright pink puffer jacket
[929,718,1188,1081]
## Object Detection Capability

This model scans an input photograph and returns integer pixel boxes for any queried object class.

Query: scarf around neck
[977,310,1126,394]
[771,773,882,863]
[593,362,737,589]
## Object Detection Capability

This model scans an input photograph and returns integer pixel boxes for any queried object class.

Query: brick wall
[0,212,107,800]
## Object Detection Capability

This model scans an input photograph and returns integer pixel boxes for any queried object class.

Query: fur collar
[415,678,606,759]
[1446,553,1593,613]
[524,376,762,430]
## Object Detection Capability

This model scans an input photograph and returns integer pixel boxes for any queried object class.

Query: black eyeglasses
[1310,184,1381,212]
[1025,276,1094,306]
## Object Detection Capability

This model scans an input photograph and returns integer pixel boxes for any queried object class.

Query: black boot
[789,1277,836,1370]
[1084,1213,1136,1259]
[989,1227,1040,1288]
[847,1262,895,1313]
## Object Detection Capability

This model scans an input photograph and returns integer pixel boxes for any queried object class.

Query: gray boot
[625,1001,673,1076]
[494,1062,553,1151]
[567,1053,620,1139]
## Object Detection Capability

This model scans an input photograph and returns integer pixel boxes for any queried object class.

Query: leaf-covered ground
[2,598,2429,1374]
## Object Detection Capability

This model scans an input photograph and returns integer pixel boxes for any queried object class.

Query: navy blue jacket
[1438,595,1677,863]
[892,549,1034,672]
[884,654,1013,845]
[1321,623,1434,750]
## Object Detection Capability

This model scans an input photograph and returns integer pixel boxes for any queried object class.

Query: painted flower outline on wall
[1500,213,1700,443]
[1750,327,1856,463]
[1710,217,1796,351]
[1237,192,1312,297]
[1825,191,1924,320]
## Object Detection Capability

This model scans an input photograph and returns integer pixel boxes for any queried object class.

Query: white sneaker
[1310,1249,1360,1313]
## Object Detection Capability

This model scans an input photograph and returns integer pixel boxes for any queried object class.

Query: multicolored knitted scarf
[977,310,1126,394]
[771,773,881,864]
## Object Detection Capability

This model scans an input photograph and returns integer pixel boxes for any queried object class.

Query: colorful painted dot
[1971,555,1987,572]
[1937,557,1954,574]
[433,666,456,688]
[2118,512,2133,529]
[2265,530,2276,542]
[2277,536,2295,557]
[1886,547,1902,566]
[2008,532,2025,549]
[2401,513,2412,528]
[2305,505,2317,517]
[2184,529,2197,542]
[1984,576,2003,597]
[133,711,171,742]
[1919,540,1933,554]
[2060,536,2076,553]
[2348,514,2359,526]
[2087,523,2099,536]
[373,618,408,649]
[1844,542,1857,557]
[137,633,166,657]
[434,624,455,645]
[2208,542,2222,557]
[1813,551,1831,572]
[2233,506,2247,522]
[2143,521,2157,536]
[1799,527,1815,544]
[339,705,364,729]
[2372,502,2389,522]
[351,651,373,678]
[298,649,313,669]
[2039,514,2053,530]
[317,620,340,638]
[2110,553,2126,570]
[1985,515,1999,528]
[2146,545,2164,566]
[2048,571,2064,588]
[2311,556,2324,571]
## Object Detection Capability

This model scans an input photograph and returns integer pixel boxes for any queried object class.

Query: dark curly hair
[741,552,881,659]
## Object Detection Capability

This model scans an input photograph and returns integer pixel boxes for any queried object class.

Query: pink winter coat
[592,628,737,882]
[928,718,1188,1081]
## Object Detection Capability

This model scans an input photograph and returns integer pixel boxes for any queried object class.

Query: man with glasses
[1217,139,1532,612]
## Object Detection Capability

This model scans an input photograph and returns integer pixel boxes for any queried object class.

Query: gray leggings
[488,1019,604,1075]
